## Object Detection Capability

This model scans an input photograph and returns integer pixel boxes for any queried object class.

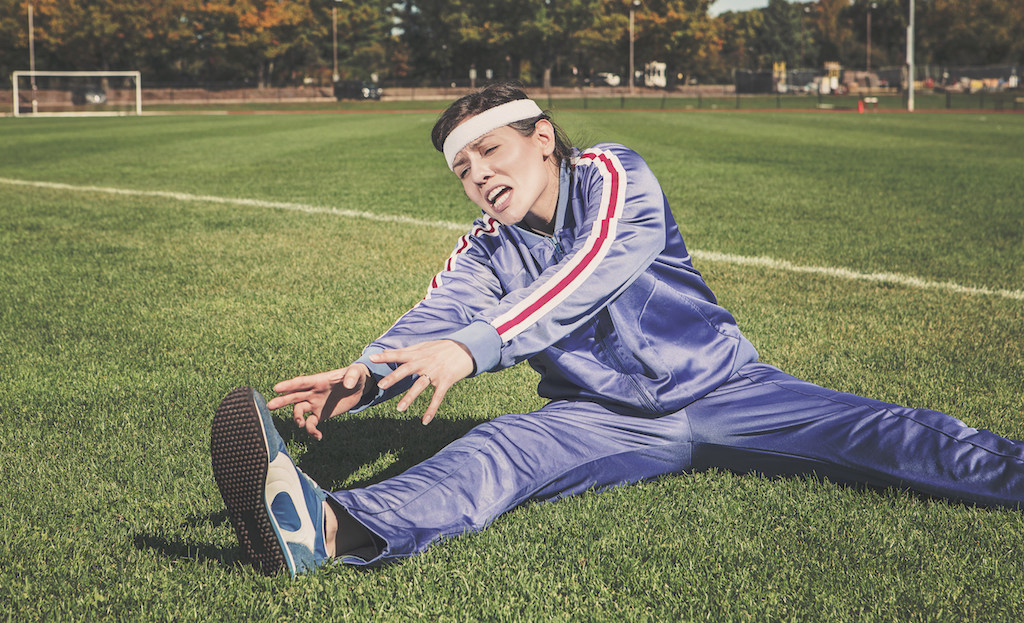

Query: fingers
[368,346,412,364]
[370,341,475,424]
[267,374,325,411]
[271,372,322,397]
[304,414,323,441]
[392,372,454,426]
[269,344,467,433]
[291,401,314,428]
[422,384,449,426]
[371,342,464,391]
[394,374,444,426]
[371,345,437,389]
[286,400,322,440]
[395,374,432,413]
[343,363,369,389]
[266,392,300,411]
[266,365,371,440]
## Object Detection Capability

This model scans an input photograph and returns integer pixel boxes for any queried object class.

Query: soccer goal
[12,70,142,117]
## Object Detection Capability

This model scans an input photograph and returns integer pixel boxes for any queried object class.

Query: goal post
[12,70,142,117]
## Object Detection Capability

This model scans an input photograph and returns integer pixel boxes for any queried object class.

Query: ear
[532,119,557,158]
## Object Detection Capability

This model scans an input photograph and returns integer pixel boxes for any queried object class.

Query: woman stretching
[211,83,1024,577]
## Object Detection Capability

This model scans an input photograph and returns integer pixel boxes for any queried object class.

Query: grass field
[1,108,1023,621]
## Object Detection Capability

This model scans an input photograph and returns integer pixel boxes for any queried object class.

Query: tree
[521,0,626,87]
[0,0,31,83]
[3,0,1022,89]
[918,0,1024,66]
[810,0,854,67]
[842,0,905,70]
[395,0,472,83]
[189,1,318,87]
[330,0,391,82]
[751,0,806,68]
[20,1,180,72]
[397,0,624,87]
[634,0,720,84]
[717,8,764,72]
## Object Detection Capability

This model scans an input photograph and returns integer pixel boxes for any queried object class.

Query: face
[450,120,560,233]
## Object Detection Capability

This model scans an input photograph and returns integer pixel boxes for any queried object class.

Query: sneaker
[211,386,329,577]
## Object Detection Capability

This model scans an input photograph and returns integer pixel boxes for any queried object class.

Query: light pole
[906,0,915,112]
[629,0,640,93]
[799,5,811,69]
[28,0,37,113]
[866,2,876,72]
[332,1,340,83]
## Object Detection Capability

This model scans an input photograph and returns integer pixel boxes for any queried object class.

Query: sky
[709,0,811,17]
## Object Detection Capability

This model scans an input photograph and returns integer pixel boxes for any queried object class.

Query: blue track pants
[328,362,1024,565]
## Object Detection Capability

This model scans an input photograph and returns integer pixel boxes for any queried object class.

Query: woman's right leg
[328,399,694,565]
[684,362,1024,508]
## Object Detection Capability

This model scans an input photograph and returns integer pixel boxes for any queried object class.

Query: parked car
[595,72,621,87]
[334,81,382,100]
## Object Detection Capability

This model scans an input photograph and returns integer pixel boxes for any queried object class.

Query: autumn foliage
[1,0,1021,87]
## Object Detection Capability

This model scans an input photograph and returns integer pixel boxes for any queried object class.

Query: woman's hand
[267,363,371,441]
[371,339,475,425]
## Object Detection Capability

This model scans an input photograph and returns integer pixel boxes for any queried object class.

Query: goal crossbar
[12,70,142,117]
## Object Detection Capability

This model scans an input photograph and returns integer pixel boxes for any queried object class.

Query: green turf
[1,110,1022,621]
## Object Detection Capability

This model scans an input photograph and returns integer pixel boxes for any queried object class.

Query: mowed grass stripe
[3,174,1021,303]
[3,112,1021,293]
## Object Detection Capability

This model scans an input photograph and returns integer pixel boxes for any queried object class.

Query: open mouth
[487,186,511,208]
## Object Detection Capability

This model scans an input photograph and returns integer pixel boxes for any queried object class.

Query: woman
[211,84,1024,578]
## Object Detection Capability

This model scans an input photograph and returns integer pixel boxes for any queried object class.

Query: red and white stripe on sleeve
[426,216,502,297]
[491,147,627,342]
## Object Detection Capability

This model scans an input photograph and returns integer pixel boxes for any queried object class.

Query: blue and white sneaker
[211,386,330,577]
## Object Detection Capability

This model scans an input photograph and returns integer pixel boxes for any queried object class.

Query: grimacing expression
[451,122,559,232]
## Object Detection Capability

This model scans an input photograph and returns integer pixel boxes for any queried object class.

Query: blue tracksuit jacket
[356,143,758,414]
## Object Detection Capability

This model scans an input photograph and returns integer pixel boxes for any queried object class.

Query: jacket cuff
[445,320,502,375]
[356,347,394,381]
[350,348,400,412]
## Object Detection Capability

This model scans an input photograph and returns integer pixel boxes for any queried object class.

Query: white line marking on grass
[692,250,1024,302]
[0,177,467,233]
[3,176,1022,302]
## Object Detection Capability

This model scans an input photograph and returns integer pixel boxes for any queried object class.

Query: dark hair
[431,83,574,166]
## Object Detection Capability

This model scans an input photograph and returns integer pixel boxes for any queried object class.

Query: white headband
[442,99,544,170]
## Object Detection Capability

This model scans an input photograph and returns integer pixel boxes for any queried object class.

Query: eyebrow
[451,132,496,171]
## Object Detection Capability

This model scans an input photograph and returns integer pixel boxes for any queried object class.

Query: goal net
[12,70,142,117]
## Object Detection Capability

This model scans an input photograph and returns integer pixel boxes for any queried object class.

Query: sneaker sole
[211,386,289,576]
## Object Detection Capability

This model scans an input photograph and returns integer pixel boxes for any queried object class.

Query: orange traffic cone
[858,99,865,113]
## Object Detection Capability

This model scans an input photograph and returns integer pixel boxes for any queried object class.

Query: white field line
[0,176,466,233]
[693,250,1024,302]
[3,176,1022,302]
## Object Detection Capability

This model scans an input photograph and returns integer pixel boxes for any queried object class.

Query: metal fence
[4,84,1022,115]
[534,90,1024,113]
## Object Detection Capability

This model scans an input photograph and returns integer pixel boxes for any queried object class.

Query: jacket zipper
[550,237,565,259]
[595,312,661,413]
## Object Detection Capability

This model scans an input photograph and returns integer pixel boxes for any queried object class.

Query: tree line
[2,0,1021,88]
